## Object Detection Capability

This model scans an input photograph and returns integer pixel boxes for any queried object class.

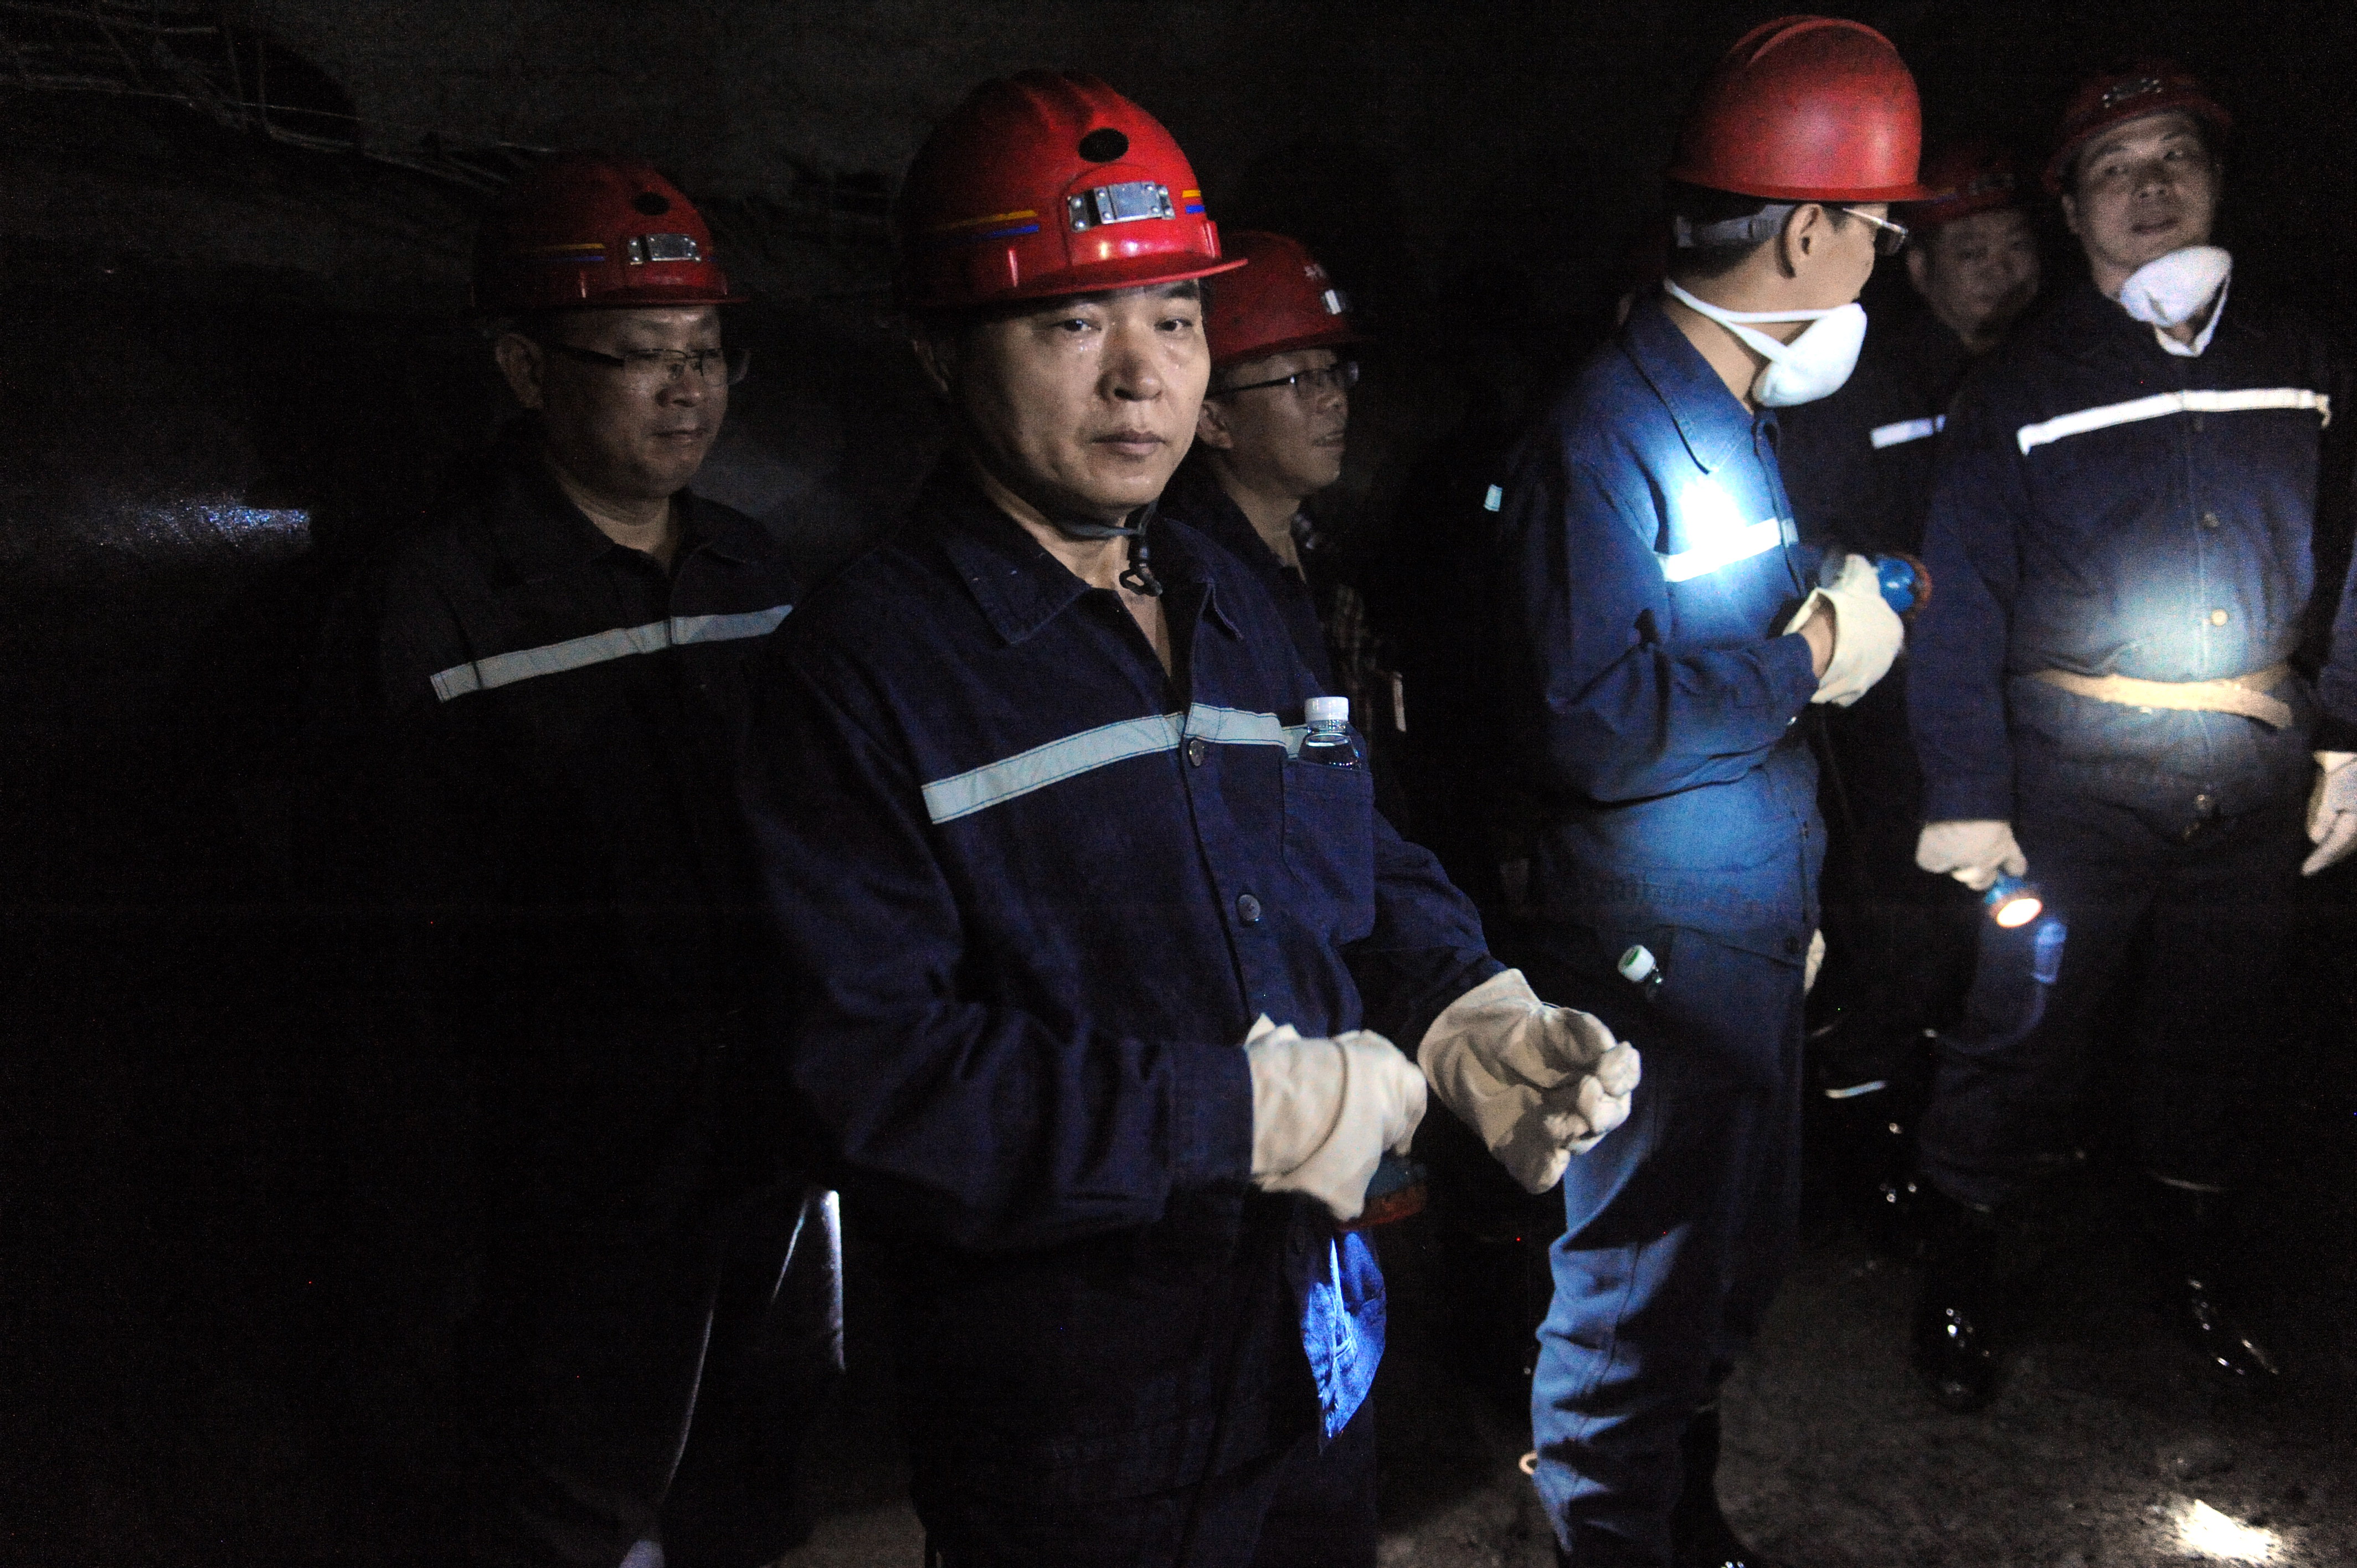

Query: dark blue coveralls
[1779,305,1986,1091]
[316,436,828,1567]
[1909,281,2339,1208]
[1497,297,1827,1564]
[737,467,1499,1567]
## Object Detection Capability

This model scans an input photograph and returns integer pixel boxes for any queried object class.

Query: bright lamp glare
[1992,894,2042,928]
[2175,1498,2279,1561]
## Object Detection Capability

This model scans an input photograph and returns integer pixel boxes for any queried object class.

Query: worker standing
[1497,18,1926,1565]
[315,157,832,1567]
[738,72,1638,1568]
[1907,62,2346,1408]
[1778,141,2042,1239]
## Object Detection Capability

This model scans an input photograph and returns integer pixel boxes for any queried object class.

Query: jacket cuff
[1922,775,2015,824]
[1769,630,1821,716]
[1170,1041,1254,1187]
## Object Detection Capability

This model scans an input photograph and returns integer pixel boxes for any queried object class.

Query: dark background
[4,2,2355,1560]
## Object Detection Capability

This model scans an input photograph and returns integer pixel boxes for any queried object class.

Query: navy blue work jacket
[1497,295,1825,945]
[1779,304,1974,557]
[739,466,1497,1504]
[334,439,799,1054]
[1161,453,1337,690]
[1911,282,2337,823]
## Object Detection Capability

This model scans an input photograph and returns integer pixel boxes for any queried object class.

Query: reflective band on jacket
[2030,662,2295,730]
[1659,518,1790,584]
[920,702,1308,825]
[1869,415,1943,450]
[429,604,793,702]
[2015,389,2330,456]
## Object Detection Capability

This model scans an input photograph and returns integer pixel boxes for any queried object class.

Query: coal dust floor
[780,1175,2357,1568]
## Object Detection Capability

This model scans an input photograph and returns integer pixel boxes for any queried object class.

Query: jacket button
[2210,609,2229,626]
[1186,736,1208,767]
[1237,893,1263,925]
[2201,511,2221,529]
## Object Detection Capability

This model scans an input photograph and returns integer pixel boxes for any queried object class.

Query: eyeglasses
[1842,207,1911,256]
[544,340,751,388]
[1210,360,1360,400]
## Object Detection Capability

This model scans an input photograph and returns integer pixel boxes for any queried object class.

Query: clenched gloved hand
[1416,969,1641,1194]
[2302,750,2357,876]
[1243,1016,1426,1223]
[1784,552,1904,707]
[1916,819,2027,893]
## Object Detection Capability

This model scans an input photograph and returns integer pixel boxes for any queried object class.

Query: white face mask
[2116,245,2231,357]
[1663,280,1868,406]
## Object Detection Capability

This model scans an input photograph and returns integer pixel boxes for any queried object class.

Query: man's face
[1195,347,1348,502]
[1794,202,1885,310]
[938,283,1209,523]
[1908,207,2041,345]
[500,306,728,503]
[2061,111,2220,286]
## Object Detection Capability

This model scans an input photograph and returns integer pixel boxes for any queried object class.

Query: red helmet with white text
[474,154,744,313]
[2045,61,2231,194]
[1903,141,2025,229]
[1667,16,1933,203]
[894,71,1244,313]
[1202,232,1363,370]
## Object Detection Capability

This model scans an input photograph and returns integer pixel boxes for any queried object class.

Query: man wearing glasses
[316,156,824,1567]
[1495,19,1924,1565]
[1165,231,1367,699]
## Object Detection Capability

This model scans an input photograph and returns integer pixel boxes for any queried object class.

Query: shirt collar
[1622,293,1768,473]
[484,439,769,579]
[928,462,1239,647]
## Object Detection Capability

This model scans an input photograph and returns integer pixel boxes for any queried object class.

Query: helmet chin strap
[1045,497,1164,597]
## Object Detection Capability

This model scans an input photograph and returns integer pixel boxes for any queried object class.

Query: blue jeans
[1525,922,1807,1565]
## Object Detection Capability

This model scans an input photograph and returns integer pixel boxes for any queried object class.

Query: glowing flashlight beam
[2175,1498,2280,1561]
[1992,894,2043,928]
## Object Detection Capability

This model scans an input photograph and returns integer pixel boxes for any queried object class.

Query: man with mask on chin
[738,72,1638,1567]
[1776,141,2044,1245]
[1496,18,1921,1566]
[1906,62,2347,1410]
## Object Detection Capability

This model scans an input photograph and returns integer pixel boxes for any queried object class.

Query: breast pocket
[1281,756,1377,939]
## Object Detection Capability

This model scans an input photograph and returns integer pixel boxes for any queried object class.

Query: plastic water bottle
[1299,695,1363,768]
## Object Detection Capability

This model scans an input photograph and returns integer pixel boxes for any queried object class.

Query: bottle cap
[1617,944,1658,984]
[1305,696,1350,724]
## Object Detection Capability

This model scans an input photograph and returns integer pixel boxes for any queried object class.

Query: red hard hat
[2044,61,2231,194]
[1902,141,2025,229]
[475,154,744,313]
[894,71,1244,312]
[1667,16,1933,203]
[1202,232,1363,370]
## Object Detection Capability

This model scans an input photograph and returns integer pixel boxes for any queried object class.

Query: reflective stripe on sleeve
[1659,518,1788,584]
[2015,389,2329,455]
[1869,415,1943,450]
[429,602,792,702]
[919,702,1309,825]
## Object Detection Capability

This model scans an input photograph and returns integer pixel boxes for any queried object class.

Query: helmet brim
[903,253,1246,313]
[1212,326,1367,371]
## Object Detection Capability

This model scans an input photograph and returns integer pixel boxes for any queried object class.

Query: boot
[1670,1407,1783,1568]
[2143,1178,2283,1384]
[1820,1079,1923,1260]
[1910,1185,2000,1410]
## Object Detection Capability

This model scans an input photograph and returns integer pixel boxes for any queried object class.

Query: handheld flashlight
[1985,874,2044,928]
[1873,553,1930,617]
[1343,1153,1428,1230]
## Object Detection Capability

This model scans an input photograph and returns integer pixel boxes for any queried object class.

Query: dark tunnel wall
[5,3,2357,1555]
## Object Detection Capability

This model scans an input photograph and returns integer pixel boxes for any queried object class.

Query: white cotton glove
[1783,553,1904,707]
[1416,969,1641,1195]
[1916,819,2027,893]
[2302,750,2357,876]
[1805,929,1826,993]
[1243,1015,1427,1223]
